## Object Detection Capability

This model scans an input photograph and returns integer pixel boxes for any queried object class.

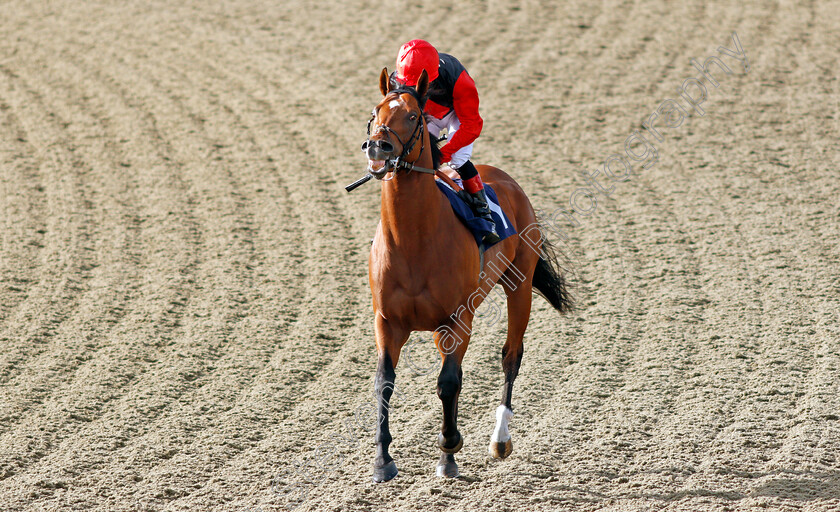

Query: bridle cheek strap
[365,110,435,175]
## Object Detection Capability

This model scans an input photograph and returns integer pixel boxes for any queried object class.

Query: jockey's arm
[440,71,483,163]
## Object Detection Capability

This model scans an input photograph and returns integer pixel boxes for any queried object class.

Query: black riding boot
[455,160,501,245]
[469,188,501,244]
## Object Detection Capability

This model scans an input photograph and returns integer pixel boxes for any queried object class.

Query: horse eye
[409,113,418,121]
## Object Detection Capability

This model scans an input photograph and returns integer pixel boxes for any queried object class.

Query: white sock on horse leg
[491,405,514,443]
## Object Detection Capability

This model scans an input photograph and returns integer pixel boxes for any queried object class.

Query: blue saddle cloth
[435,178,517,248]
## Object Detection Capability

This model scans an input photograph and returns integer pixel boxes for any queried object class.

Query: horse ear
[379,67,391,96]
[415,69,429,99]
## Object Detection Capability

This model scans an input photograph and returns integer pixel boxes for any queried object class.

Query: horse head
[362,68,430,178]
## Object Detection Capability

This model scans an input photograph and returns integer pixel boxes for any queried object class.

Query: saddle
[433,167,516,249]
[434,165,463,192]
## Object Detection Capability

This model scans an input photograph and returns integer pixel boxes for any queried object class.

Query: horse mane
[426,122,443,170]
[386,87,443,170]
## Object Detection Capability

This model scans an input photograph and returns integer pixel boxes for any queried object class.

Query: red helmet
[396,39,439,86]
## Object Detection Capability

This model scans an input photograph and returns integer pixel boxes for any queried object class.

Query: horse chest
[370,222,478,326]
[379,287,440,322]
[372,264,471,326]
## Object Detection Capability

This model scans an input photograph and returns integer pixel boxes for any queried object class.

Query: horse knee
[375,377,396,399]
[436,371,461,400]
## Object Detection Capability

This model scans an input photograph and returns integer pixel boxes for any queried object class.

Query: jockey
[391,39,500,245]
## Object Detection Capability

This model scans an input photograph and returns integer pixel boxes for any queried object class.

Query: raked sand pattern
[1,1,839,511]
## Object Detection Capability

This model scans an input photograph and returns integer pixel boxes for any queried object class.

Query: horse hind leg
[490,270,533,459]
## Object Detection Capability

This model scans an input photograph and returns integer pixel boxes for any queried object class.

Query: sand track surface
[1,1,838,511]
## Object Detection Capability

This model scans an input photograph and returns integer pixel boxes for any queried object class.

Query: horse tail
[531,234,573,313]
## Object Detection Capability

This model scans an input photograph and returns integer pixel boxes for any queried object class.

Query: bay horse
[363,68,572,482]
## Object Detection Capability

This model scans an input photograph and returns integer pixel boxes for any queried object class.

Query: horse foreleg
[490,274,533,459]
[434,320,471,478]
[372,315,408,483]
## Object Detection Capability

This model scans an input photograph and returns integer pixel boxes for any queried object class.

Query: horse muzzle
[362,139,398,179]
[362,139,395,161]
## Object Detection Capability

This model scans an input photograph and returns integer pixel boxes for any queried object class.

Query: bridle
[361,100,436,180]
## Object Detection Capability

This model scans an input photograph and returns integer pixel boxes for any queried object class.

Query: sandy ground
[1,0,839,511]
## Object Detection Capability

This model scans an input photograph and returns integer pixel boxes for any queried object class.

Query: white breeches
[426,110,474,169]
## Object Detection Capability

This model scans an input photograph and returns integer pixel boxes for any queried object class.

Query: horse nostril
[365,140,395,160]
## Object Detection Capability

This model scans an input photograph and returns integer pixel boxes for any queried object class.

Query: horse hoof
[489,438,513,459]
[372,460,398,483]
[435,453,459,478]
[438,432,463,454]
